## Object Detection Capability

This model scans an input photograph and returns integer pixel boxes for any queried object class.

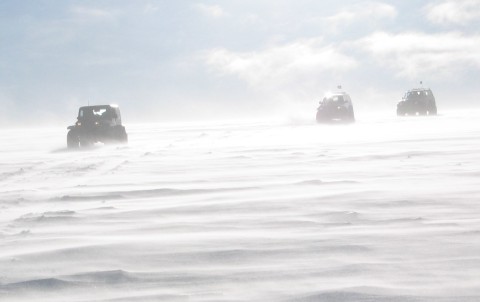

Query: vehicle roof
[79,104,119,110]
[407,88,432,92]
[324,91,350,97]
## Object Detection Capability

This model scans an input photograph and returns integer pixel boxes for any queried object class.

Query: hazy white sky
[1,0,479,125]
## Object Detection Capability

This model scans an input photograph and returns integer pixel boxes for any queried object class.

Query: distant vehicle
[316,90,355,123]
[67,105,128,148]
[397,87,437,116]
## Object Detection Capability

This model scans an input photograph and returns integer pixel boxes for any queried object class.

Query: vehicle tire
[396,103,405,116]
[347,107,355,122]
[67,130,80,149]
[116,126,128,143]
[316,110,329,123]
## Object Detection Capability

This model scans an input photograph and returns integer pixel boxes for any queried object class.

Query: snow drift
[1,112,480,301]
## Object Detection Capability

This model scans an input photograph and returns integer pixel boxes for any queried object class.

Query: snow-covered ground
[1,111,480,301]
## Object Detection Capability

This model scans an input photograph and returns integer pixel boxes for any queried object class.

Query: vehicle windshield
[79,107,115,121]
[406,90,430,99]
[323,95,345,104]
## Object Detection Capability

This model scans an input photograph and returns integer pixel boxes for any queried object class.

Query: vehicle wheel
[116,126,128,143]
[348,107,355,122]
[67,130,80,149]
[316,110,328,123]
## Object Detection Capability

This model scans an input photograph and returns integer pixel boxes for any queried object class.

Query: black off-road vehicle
[397,87,437,116]
[316,91,355,123]
[67,105,128,148]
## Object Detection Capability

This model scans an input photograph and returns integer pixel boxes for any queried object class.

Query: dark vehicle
[397,87,437,116]
[67,105,128,148]
[316,92,355,123]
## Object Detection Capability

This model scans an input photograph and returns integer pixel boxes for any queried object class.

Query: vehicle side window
[115,109,121,123]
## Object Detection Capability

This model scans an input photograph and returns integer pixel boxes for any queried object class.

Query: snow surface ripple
[1,112,480,301]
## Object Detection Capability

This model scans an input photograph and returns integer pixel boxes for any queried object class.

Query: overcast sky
[1,0,480,125]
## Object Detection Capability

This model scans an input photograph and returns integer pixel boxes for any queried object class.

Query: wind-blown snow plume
[2,112,480,301]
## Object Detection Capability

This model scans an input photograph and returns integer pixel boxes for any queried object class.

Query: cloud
[143,3,160,14]
[70,5,119,21]
[203,39,357,89]
[425,0,480,25]
[357,31,480,78]
[325,1,397,29]
[194,3,227,18]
